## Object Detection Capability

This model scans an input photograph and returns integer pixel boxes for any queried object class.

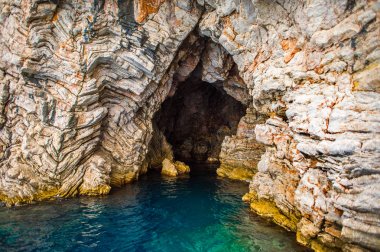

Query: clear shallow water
[0,164,307,252]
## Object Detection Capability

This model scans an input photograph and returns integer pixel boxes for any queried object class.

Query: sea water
[0,164,308,252]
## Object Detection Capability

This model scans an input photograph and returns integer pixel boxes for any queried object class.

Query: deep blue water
[0,164,307,252]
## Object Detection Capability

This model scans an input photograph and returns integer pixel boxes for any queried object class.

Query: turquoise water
[0,164,307,252]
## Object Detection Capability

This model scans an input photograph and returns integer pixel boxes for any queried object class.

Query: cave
[152,66,247,165]
[1,1,378,251]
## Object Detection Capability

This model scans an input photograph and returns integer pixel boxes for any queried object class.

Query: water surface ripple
[0,164,308,252]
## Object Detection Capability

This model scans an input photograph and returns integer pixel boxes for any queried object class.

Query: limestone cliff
[0,0,379,251]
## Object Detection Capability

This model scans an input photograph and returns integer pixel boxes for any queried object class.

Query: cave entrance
[152,67,247,166]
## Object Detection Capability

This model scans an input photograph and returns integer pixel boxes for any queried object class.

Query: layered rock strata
[0,0,202,205]
[198,1,380,251]
[0,0,379,251]
[217,106,266,181]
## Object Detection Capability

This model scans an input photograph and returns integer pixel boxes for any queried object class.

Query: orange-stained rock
[0,1,379,251]
[281,38,301,63]
[135,0,165,23]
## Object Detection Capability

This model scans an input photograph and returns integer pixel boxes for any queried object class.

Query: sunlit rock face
[0,0,379,251]
[200,1,379,251]
[0,0,202,205]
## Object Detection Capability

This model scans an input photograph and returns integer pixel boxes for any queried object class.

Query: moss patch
[244,191,299,232]
[216,165,254,181]
[80,184,111,196]
[0,188,60,207]
[111,171,138,186]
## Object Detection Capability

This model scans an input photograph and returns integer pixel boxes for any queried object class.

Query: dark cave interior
[153,68,246,163]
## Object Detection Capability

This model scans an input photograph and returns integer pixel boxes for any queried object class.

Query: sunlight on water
[0,164,308,252]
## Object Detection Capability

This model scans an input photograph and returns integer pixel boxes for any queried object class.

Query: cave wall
[0,0,379,251]
[198,1,380,251]
[0,0,202,204]
[154,68,246,163]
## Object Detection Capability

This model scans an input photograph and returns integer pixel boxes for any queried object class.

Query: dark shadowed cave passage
[152,68,246,164]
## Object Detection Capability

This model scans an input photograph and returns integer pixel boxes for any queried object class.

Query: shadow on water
[0,163,309,252]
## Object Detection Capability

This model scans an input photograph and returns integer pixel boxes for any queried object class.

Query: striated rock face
[200,1,380,251]
[0,0,379,251]
[0,0,202,205]
[217,106,266,181]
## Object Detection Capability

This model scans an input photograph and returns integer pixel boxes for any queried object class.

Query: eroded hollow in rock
[152,67,247,164]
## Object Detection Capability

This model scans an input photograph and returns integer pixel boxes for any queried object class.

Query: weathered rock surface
[217,106,266,181]
[0,0,379,251]
[199,1,380,251]
[0,0,202,205]
[161,158,190,177]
